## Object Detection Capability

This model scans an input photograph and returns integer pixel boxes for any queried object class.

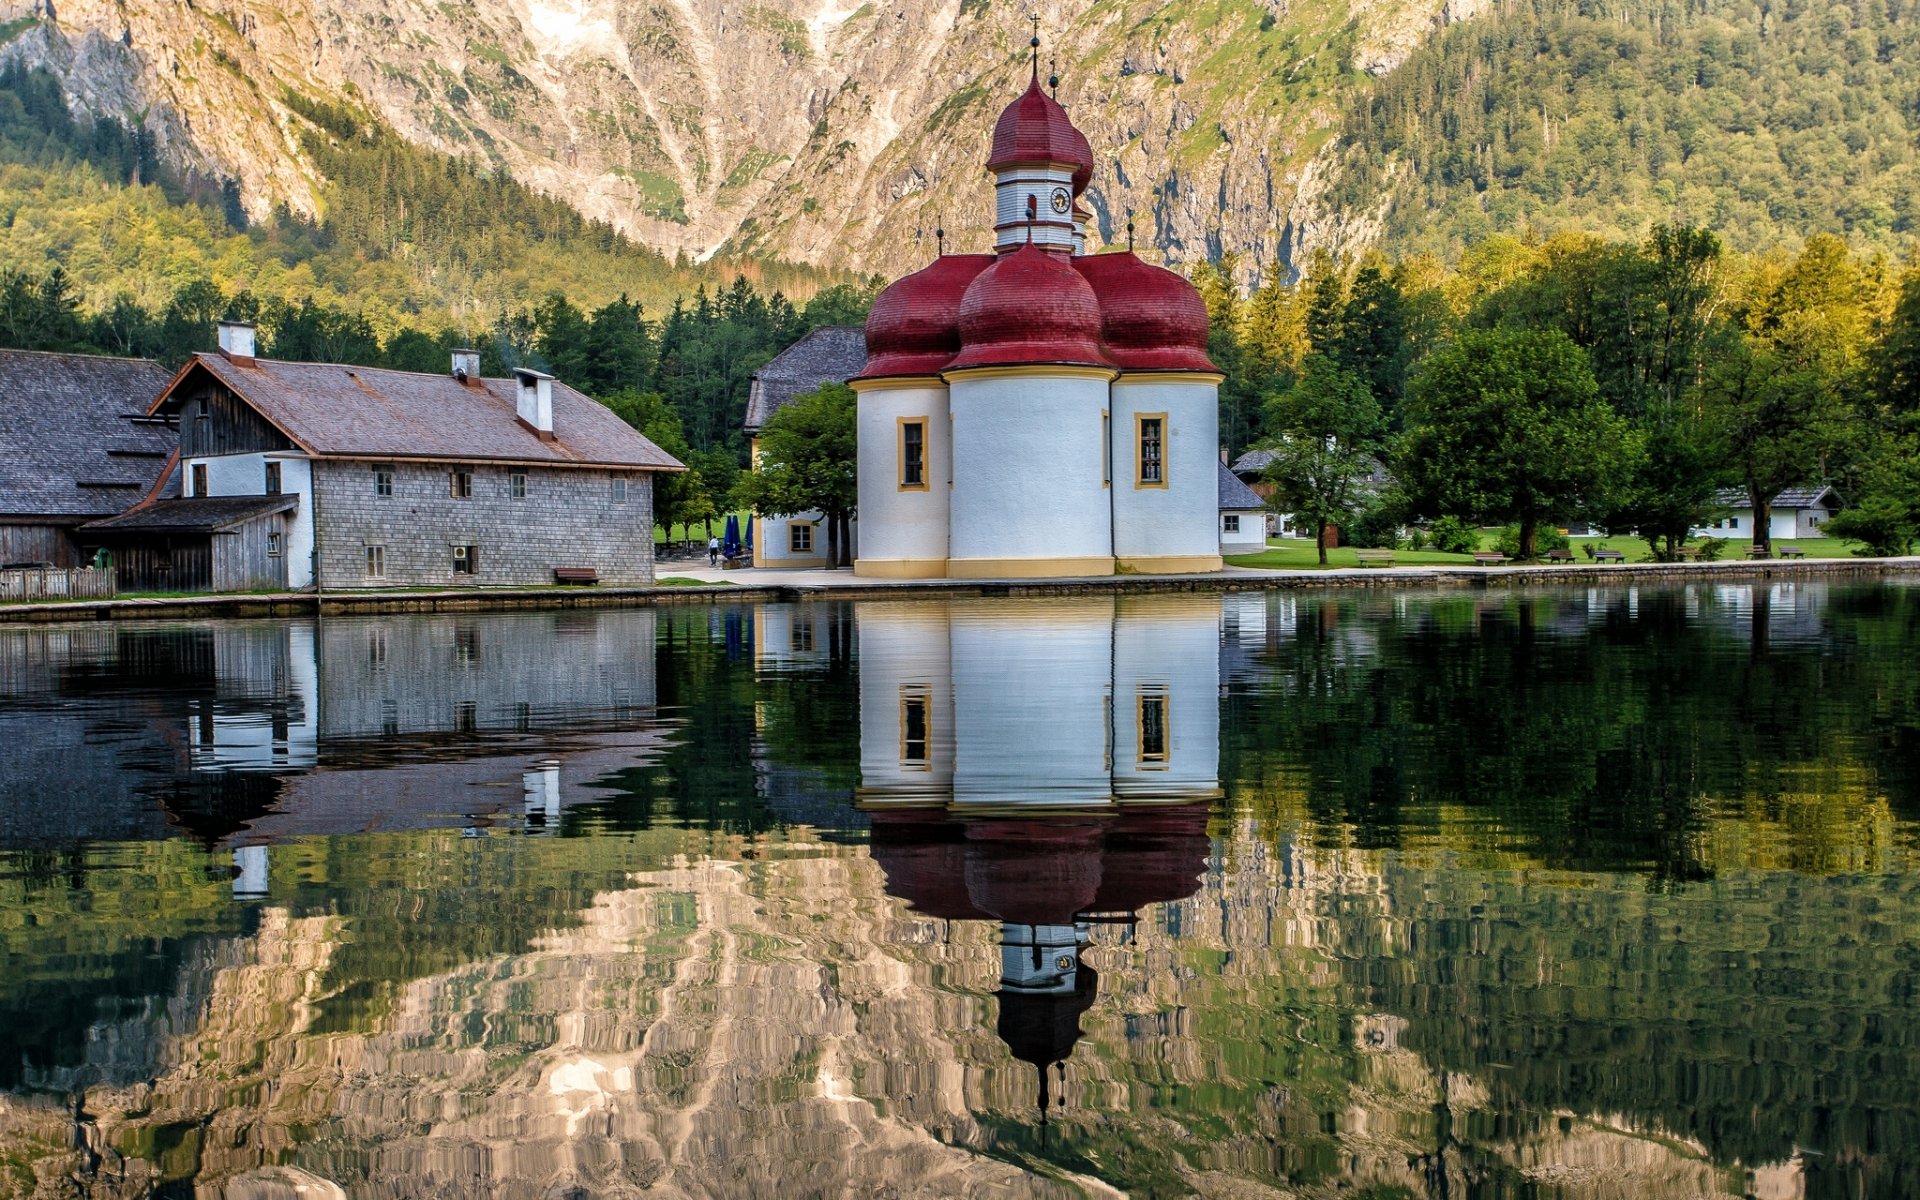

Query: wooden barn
[0,349,176,566]
[82,495,298,593]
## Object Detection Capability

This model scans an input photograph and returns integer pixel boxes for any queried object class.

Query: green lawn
[655,510,751,546]
[1227,534,1868,571]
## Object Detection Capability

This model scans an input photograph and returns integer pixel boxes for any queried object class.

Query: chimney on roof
[451,348,481,383]
[217,321,256,365]
[513,367,555,440]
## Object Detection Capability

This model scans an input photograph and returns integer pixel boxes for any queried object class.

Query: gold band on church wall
[946,556,1117,578]
[854,558,951,579]
[1117,555,1225,574]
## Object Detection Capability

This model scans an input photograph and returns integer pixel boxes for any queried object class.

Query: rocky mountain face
[0,0,1478,284]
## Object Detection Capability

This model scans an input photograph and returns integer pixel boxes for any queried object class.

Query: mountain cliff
[0,0,1913,289]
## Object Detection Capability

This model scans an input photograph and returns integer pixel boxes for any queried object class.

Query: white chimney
[514,367,555,438]
[217,320,256,363]
[451,348,481,381]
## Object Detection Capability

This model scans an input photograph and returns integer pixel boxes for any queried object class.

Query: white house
[1691,486,1842,543]
[743,326,867,569]
[1218,460,1268,555]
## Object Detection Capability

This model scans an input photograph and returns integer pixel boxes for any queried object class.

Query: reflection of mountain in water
[0,612,671,848]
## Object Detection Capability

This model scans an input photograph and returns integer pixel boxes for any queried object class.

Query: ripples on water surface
[1,584,1917,1199]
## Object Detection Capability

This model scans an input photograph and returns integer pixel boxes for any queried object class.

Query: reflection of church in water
[850,595,1223,1119]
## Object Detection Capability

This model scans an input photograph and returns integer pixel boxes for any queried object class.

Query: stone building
[95,326,682,591]
[0,348,175,567]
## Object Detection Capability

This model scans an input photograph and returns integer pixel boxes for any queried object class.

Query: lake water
[1,584,1917,1199]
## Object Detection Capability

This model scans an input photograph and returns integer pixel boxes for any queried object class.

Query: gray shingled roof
[157,353,683,471]
[1710,485,1840,509]
[0,349,176,520]
[1229,448,1276,477]
[82,494,298,533]
[1219,460,1265,510]
[743,326,868,434]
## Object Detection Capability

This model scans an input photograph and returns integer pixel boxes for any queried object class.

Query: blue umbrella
[745,516,753,553]
[722,513,742,560]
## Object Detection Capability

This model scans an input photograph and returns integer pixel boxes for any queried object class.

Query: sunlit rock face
[0,0,1418,281]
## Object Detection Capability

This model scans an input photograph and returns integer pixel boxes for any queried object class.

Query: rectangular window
[901,687,930,767]
[452,544,478,574]
[790,523,813,553]
[1730,516,1740,530]
[511,472,528,500]
[450,471,473,499]
[1223,513,1241,534]
[899,419,927,489]
[1138,689,1170,766]
[611,477,629,502]
[264,461,282,495]
[191,463,208,496]
[266,531,282,558]
[365,545,385,577]
[791,622,815,653]
[374,467,393,497]
[1136,414,1166,487]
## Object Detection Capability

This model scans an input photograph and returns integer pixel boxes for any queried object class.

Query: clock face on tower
[1049,187,1071,215]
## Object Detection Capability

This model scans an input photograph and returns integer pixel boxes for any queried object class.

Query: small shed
[1218,461,1267,555]
[83,495,299,593]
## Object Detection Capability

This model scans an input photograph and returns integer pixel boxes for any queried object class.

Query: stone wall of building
[311,460,655,588]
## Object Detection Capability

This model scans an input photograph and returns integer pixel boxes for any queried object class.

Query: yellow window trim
[897,416,929,491]
[1135,412,1169,489]
[1137,687,1171,768]
[899,685,932,771]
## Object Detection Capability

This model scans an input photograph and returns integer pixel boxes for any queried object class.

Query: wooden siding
[0,524,77,567]
[112,537,212,593]
[178,384,294,458]
[211,512,290,591]
[0,566,115,599]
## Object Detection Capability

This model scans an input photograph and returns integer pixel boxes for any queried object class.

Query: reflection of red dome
[1072,252,1219,373]
[858,254,995,379]
[963,818,1104,924]
[949,242,1114,371]
[989,77,1096,183]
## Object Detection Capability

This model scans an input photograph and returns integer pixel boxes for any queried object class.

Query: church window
[790,523,813,553]
[900,687,930,767]
[1136,414,1167,487]
[899,419,927,489]
[1102,410,1111,486]
[1138,688,1170,767]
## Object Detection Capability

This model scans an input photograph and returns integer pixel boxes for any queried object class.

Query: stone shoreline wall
[4,556,1920,624]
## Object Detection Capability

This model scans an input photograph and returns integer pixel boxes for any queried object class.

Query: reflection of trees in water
[1224,584,1920,875]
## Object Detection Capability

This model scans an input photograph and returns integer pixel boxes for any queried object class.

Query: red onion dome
[1072,251,1219,373]
[1068,124,1094,195]
[856,254,995,379]
[949,243,1114,371]
[989,77,1096,183]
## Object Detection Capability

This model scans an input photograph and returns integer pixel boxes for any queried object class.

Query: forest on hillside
[0,67,857,331]
[1331,0,1920,257]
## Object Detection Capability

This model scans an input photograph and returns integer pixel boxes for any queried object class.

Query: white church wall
[1111,594,1223,803]
[948,596,1117,808]
[853,381,951,578]
[854,601,954,807]
[947,368,1116,577]
[1108,376,1224,572]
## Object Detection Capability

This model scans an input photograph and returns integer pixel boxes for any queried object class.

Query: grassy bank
[1227,536,1865,571]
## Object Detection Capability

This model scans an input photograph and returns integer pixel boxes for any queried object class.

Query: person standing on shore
[709,536,721,566]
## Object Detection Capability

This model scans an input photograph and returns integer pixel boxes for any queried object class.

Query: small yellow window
[1136,414,1167,488]
[899,418,927,490]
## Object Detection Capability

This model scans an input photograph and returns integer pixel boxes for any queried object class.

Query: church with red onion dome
[851,46,1224,579]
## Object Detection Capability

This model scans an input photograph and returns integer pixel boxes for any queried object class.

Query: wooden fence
[0,566,117,601]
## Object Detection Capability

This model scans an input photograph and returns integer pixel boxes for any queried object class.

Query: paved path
[654,562,1283,587]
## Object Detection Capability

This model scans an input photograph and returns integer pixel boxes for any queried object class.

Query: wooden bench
[1472,552,1511,565]
[1544,548,1575,563]
[1778,543,1806,558]
[1587,547,1626,563]
[1675,545,1701,560]
[1354,549,1395,567]
[1749,543,1771,560]
[553,567,599,586]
